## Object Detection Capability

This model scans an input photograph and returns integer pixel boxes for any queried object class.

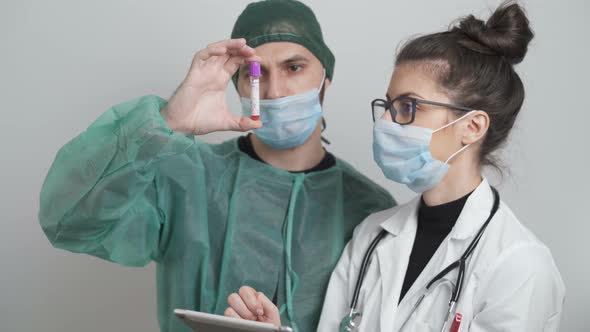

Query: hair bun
[455,2,534,64]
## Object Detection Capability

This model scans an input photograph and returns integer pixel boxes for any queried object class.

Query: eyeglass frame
[371,96,474,125]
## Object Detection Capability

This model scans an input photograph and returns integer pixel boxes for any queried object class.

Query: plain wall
[2,0,588,330]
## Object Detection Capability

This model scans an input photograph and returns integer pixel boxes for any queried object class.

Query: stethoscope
[339,187,500,332]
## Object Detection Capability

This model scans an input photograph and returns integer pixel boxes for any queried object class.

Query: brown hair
[396,2,534,169]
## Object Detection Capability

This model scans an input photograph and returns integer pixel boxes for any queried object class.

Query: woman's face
[384,62,468,162]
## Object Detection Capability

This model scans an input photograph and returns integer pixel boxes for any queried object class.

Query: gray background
[2,0,588,331]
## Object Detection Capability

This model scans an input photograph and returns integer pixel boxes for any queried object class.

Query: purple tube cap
[249,61,261,77]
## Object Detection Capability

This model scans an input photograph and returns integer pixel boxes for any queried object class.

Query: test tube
[249,61,261,120]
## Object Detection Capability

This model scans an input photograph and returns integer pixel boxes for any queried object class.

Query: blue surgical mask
[241,72,325,149]
[372,112,474,193]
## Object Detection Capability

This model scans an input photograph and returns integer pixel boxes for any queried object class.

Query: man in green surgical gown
[39,1,395,331]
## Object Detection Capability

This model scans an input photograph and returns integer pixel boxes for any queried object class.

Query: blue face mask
[372,112,474,193]
[241,72,325,149]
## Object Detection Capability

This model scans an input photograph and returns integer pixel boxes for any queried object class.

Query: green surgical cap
[231,0,335,86]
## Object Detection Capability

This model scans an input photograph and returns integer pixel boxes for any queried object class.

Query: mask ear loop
[319,69,331,144]
[445,144,471,164]
[433,110,476,133]
[432,110,480,164]
[318,69,327,92]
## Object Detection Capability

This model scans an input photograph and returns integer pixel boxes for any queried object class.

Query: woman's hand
[224,286,281,327]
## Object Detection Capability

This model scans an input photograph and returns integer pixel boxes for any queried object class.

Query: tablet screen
[174,309,293,332]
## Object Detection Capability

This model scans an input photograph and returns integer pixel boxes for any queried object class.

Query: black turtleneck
[237,134,335,173]
[398,191,473,302]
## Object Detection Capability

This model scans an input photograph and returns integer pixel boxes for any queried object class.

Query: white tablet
[174,309,294,332]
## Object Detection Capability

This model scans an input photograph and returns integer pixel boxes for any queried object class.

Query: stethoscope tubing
[345,187,500,321]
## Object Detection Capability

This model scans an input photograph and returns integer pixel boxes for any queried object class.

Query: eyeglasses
[371,96,474,125]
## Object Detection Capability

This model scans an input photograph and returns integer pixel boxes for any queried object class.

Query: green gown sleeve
[39,95,195,267]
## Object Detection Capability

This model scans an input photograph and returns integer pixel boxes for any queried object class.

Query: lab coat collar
[375,204,418,331]
[379,196,420,237]
[448,177,495,240]
[379,177,495,240]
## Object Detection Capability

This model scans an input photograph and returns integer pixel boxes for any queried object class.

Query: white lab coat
[317,178,565,332]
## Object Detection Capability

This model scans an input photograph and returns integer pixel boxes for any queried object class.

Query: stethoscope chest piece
[339,309,362,332]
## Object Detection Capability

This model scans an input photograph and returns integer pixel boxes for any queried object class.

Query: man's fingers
[227,293,257,320]
[196,45,228,61]
[236,44,256,58]
[224,55,246,76]
[207,38,247,52]
[195,37,246,62]
[195,49,210,61]
[194,39,259,74]
[202,39,251,60]
[245,55,262,63]
[239,286,264,316]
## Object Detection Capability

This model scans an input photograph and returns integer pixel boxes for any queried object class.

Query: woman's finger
[227,293,257,320]
[224,307,241,319]
[257,292,281,326]
[239,286,264,317]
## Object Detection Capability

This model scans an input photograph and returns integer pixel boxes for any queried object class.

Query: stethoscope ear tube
[452,260,466,304]
[426,261,459,290]
[349,229,388,310]
[453,187,500,303]
[462,188,500,260]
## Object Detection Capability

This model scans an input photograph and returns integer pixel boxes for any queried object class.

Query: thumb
[232,116,263,132]
[257,292,281,326]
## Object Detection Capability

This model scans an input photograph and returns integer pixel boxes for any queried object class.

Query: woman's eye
[400,102,412,112]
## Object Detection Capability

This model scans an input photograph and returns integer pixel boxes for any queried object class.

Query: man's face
[237,42,329,99]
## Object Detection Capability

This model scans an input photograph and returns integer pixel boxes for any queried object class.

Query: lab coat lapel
[392,236,460,331]
[376,197,419,332]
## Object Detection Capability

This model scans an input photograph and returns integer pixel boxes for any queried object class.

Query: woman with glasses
[224,2,565,331]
